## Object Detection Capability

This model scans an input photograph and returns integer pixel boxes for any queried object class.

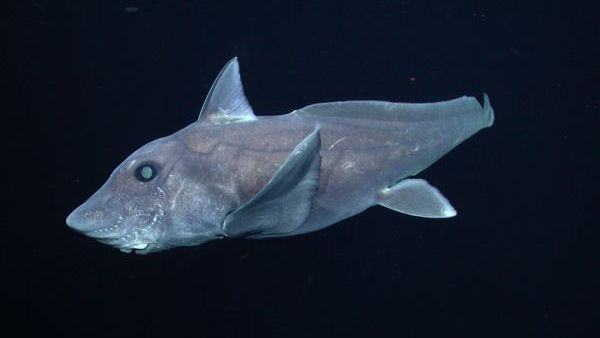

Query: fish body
[67,58,494,254]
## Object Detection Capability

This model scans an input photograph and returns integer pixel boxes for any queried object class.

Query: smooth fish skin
[66,58,494,254]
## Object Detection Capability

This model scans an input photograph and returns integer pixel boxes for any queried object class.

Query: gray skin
[67,58,494,254]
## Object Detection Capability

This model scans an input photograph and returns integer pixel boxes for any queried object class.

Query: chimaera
[66,58,494,254]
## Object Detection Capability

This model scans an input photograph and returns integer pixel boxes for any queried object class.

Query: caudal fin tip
[482,93,495,127]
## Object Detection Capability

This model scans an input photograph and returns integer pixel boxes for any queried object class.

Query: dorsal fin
[198,57,257,124]
[293,95,493,127]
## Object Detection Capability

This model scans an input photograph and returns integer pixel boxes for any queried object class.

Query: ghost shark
[67,58,494,254]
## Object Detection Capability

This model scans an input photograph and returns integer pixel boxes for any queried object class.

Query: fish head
[66,135,199,254]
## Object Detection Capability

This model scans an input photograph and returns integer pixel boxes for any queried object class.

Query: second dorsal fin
[198,57,257,124]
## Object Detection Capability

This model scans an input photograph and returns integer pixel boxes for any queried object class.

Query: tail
[481,93,495,128]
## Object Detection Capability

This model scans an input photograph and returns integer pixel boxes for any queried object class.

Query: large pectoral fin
[222,129,322,238]
[378,179,457,218]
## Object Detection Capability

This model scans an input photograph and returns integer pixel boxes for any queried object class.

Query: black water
[4,1,597,337]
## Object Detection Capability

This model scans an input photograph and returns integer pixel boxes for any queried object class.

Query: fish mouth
[119,243,154,255]
[94,238,153,254]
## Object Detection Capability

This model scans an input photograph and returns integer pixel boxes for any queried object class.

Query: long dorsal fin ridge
[198,57,257,124]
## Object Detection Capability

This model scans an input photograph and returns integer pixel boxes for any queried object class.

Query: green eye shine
[135,163,158,182]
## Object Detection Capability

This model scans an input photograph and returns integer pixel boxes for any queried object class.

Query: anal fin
[378,179,457,218]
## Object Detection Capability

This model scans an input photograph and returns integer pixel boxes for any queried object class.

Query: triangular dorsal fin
[198,57,257,124]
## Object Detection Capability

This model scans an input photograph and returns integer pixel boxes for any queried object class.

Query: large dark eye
[135,163,158,182]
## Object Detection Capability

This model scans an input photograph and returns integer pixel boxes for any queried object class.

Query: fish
[66,57,494,254]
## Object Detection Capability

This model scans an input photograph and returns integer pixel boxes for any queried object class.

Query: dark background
[3,1,598,337]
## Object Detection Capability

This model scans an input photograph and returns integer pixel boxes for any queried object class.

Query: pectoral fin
[222,128,322,237]
[378,179,457,218]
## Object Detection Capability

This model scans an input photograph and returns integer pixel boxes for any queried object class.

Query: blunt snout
[66,205,89,233]
[66,204,101,235]
[66,201,121,240]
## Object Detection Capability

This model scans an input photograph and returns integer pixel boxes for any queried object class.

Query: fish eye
[135,163,158,182]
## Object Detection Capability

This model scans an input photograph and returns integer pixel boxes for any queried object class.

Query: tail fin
[481,93,495,128]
